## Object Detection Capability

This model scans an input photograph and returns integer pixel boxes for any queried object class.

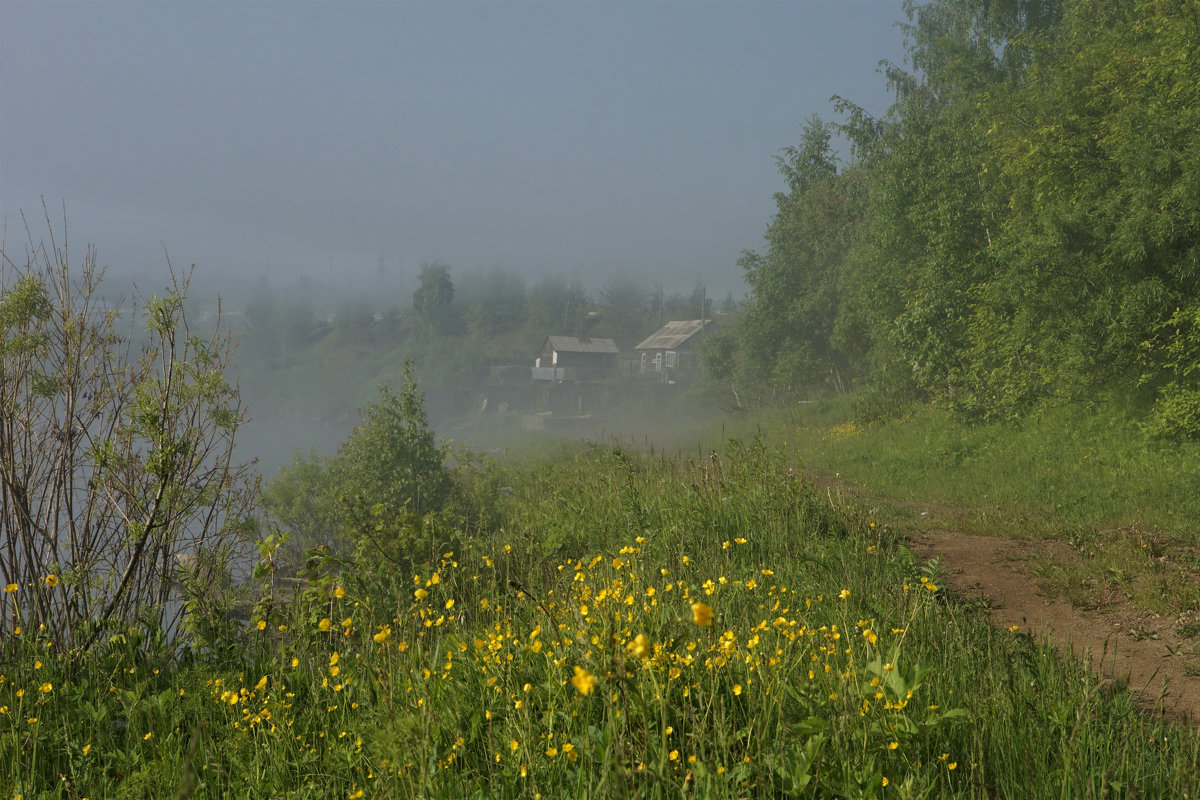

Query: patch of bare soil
[805,473,1200,723]
[910,529,1200,723]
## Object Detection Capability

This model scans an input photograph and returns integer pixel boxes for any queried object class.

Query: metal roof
[634,320,710,351]
[544,336,620,354]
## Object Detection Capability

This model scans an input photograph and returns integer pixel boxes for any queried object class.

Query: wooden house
[634,320,712,378]
[532,336,619,381]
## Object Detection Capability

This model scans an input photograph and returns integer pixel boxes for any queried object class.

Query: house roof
[544,336,620,355]
[635,320,710,351]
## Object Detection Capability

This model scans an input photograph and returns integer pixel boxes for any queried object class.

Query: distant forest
[706,0,1200,437]
[234,264,720,392]
[236,0,1199,437]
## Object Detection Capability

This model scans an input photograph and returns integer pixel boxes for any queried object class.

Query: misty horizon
[2,1,909,302]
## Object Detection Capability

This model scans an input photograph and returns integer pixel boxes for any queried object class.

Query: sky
[1,0,911,303]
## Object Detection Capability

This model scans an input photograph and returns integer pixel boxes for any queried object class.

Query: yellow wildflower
[691,601,714,626]
[627,633,650,660]
[44,574,59,587]
[571,665,596,696]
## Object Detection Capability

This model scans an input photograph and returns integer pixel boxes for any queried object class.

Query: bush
[264,358,454,566]
[1144,304,1200,439]
[0,218,257,658]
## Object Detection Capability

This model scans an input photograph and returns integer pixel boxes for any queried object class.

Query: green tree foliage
[596,275,652,350]
[522,275,590,348]
[719,0,1200,434]
[980,0,1200,420]
[331,298,377,346]
[457,268,528,338]
[733,116,859,400]
[0,219,257,656]
[264,359,453,564]
[260,450,339,564]
[241,276,322,363]
[1141,300,1200,439]
[412,261,456,338]
[651,281,713,324]
[331,360,453,519]
[849,0,1056,418]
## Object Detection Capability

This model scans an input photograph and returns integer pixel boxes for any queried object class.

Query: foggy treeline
[701,0,1200,438]
[220,265,727,472]
[223,0,1199,467]
[233,269,721,379]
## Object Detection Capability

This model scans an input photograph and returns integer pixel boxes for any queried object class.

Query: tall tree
[597,275,651,350]
[457,268,527,337]
[412,261,456,338]
[736,115,859,398]
[833,0,1063,418]
[982,0,1200,420]
[523,275,591,351]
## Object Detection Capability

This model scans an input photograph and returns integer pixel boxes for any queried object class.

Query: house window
[552,350,558,365]
[665,350,677,368]
[640,352,647,373]
[654,352,663,372]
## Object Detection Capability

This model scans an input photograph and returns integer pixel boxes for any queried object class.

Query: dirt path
[804,473,1200,723]
[910,528,1200,723]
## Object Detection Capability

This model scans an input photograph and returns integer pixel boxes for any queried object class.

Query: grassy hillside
[5,432,1199,797]
[707,397,1200,620]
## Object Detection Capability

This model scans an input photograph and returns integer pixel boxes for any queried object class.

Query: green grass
[700,397,1200,618]
[4,436,1199,797]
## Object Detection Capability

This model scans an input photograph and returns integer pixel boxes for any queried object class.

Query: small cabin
[533,336,619,381]
[634,320,712,378]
